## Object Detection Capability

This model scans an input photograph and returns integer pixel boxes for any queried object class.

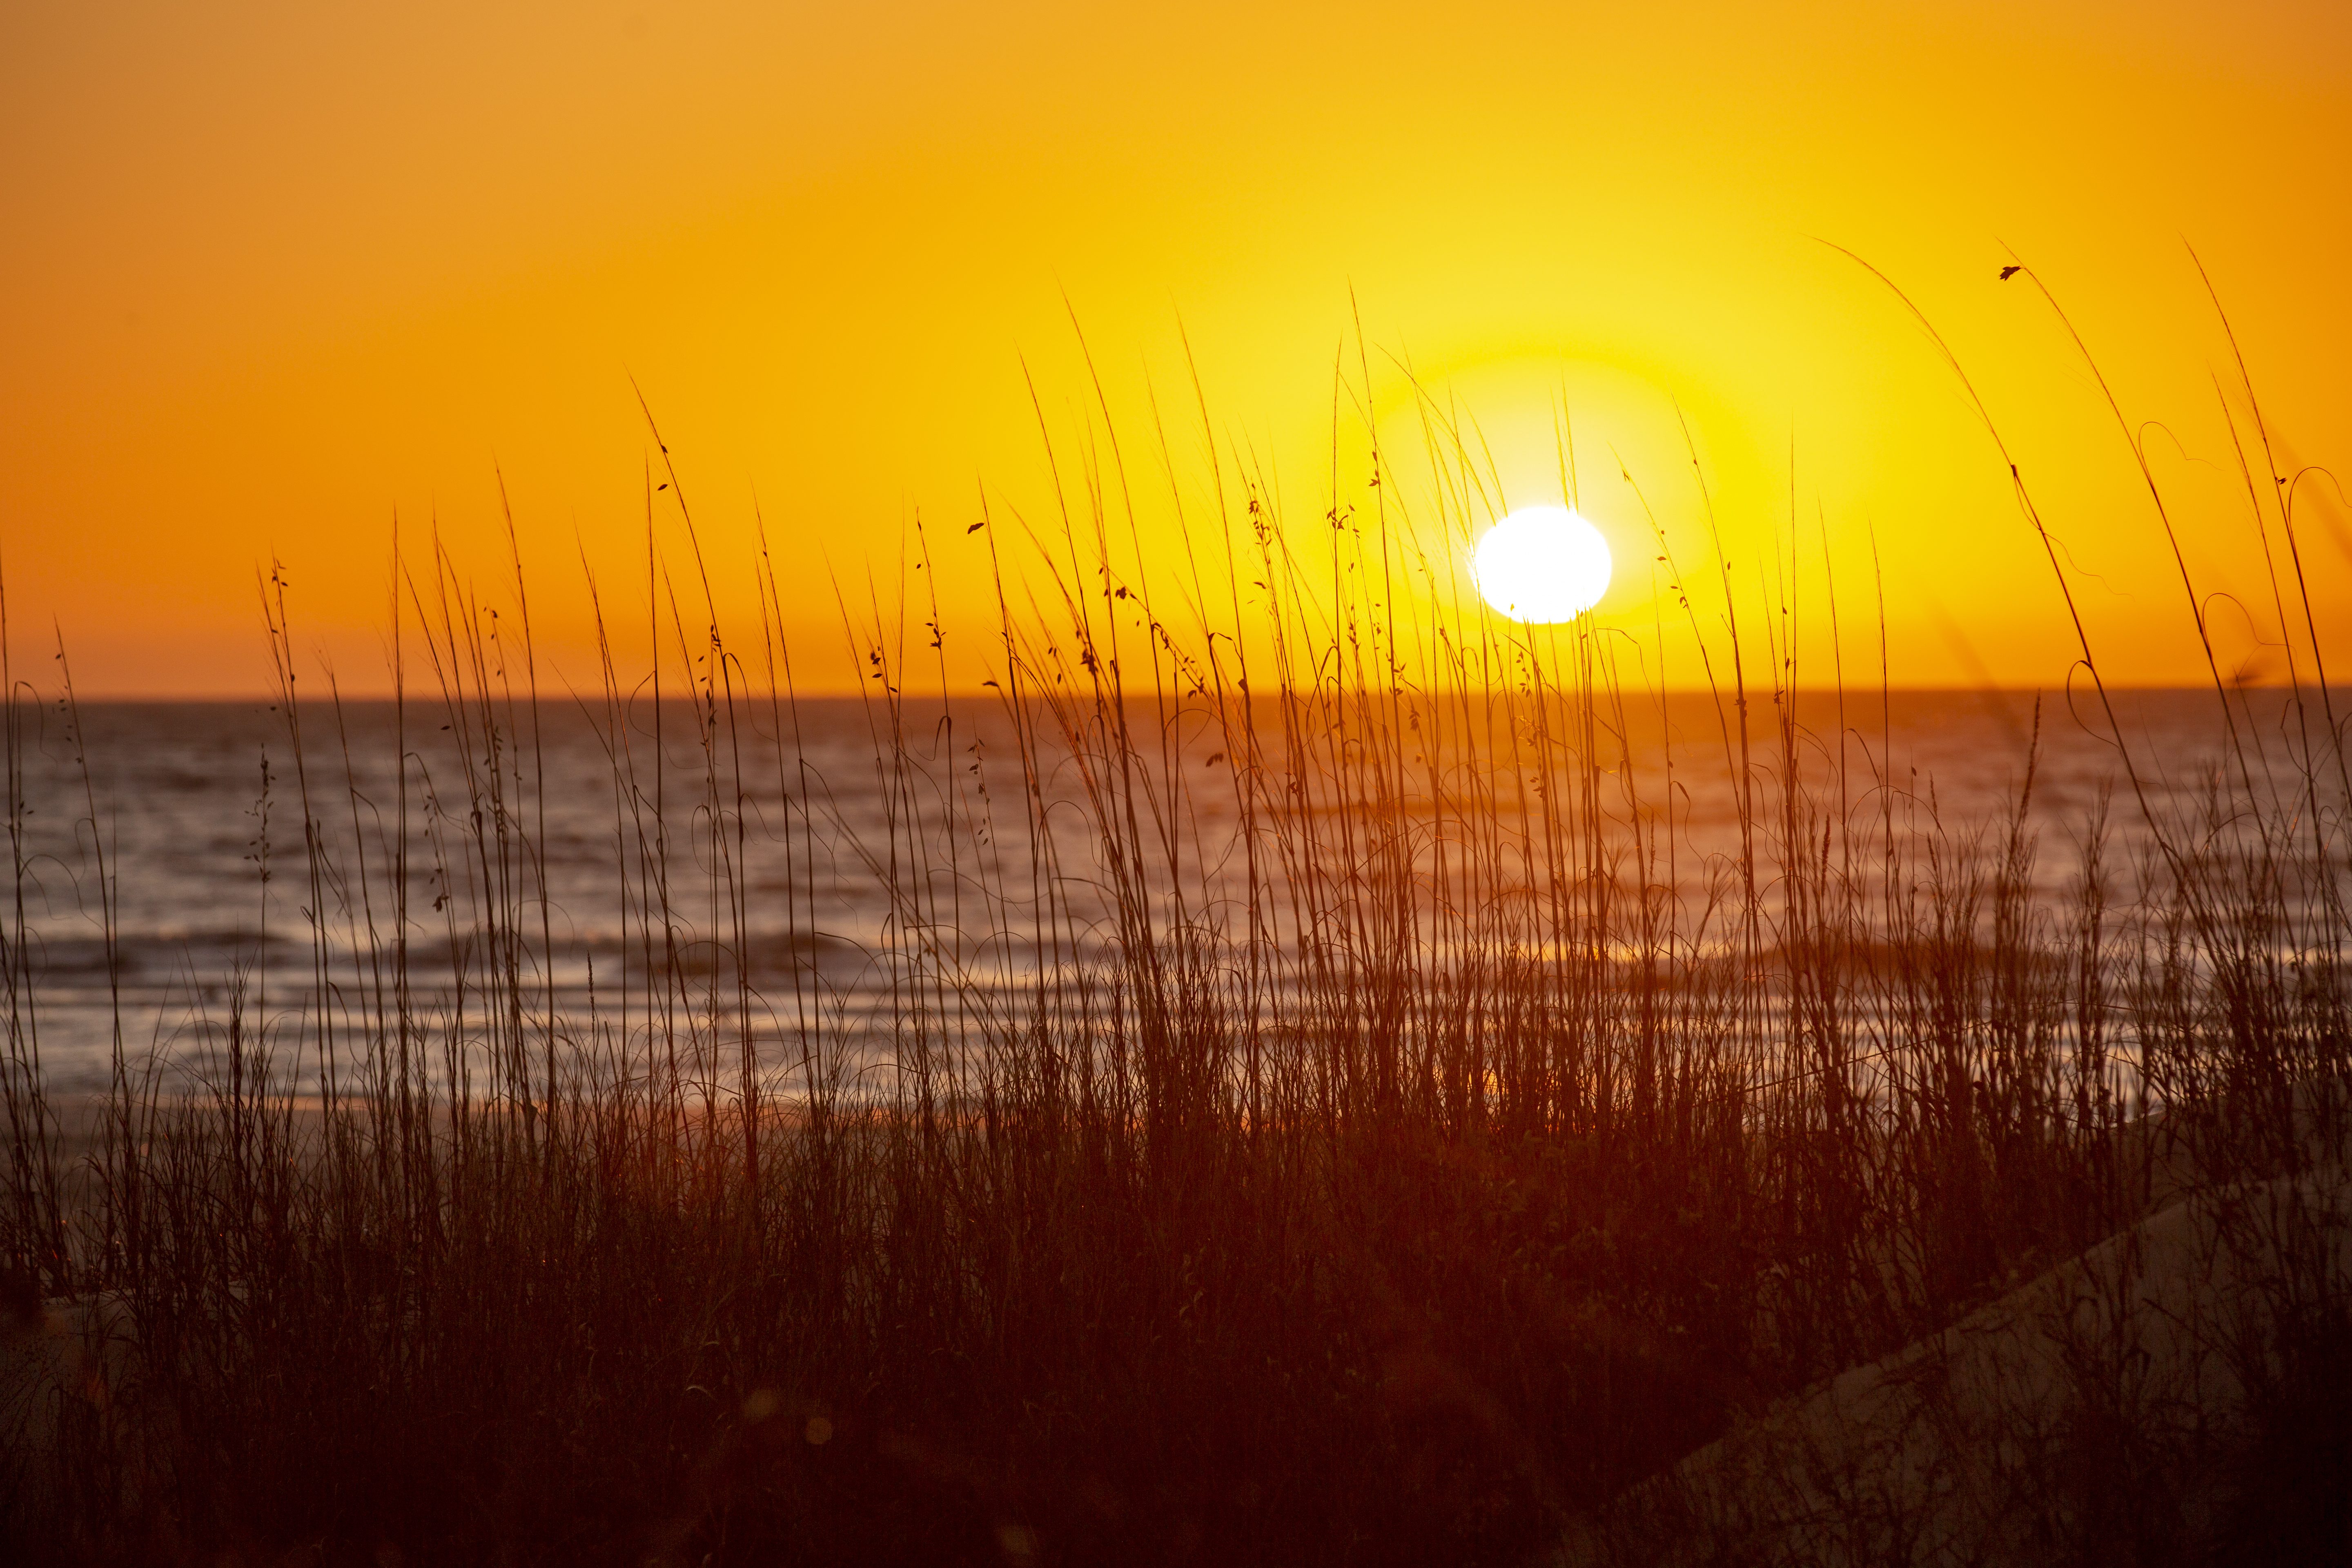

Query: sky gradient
[5,0,2348,694]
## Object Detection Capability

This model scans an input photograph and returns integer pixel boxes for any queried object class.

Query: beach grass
[2,296,2347,1565]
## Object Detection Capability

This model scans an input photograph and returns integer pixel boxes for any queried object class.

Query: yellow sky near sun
[2,0,2347,695]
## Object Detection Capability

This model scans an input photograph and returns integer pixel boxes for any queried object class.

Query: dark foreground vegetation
[4,296,2349,1564]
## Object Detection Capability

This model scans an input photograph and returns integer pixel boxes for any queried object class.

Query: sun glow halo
[1471,506,1613,623]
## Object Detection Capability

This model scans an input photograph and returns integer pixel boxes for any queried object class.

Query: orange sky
[4,0,2347,696]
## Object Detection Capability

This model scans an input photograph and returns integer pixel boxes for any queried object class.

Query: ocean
[1,687,2327,1095]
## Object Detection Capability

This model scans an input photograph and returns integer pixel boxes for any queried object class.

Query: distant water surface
[2,689,2322,1092]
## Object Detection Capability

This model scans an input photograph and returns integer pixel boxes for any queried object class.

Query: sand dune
[1567,1166,2352,1565]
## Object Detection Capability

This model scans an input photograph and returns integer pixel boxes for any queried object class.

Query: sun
[1470,506,1613,623]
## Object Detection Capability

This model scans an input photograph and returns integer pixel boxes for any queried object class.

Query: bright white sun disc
[1472,506,1612,623]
